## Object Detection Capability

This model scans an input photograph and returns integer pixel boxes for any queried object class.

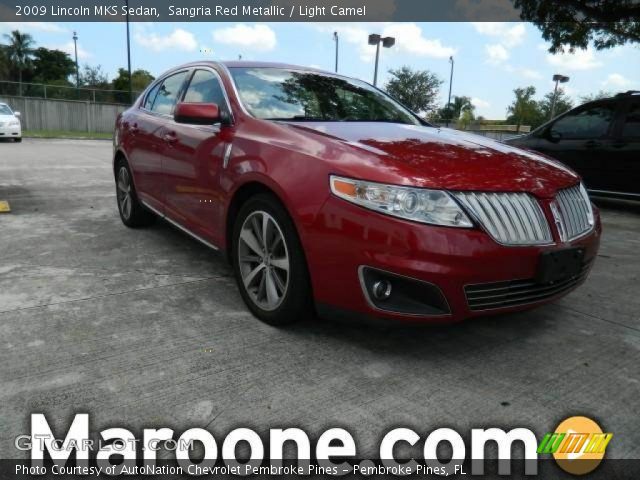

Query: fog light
[372,280,392,300]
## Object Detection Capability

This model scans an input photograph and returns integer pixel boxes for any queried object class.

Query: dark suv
[505,91,640,200]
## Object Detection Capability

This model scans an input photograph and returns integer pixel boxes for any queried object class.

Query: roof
[221,61,326,72]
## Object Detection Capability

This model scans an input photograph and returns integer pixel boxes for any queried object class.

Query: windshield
[0,105,13,115]
[229,67,420,125]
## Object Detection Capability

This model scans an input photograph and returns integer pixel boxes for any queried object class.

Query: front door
[535,101,618,191]
[161,68,235,244]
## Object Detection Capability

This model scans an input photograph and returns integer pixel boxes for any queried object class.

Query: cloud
[472,22,526,46]
[381,24,457,59]
[135,28,197,52]
[485,44,509,64]
[0,22,67,34]
[504,65,543,80]
[313,23,456,63]
[213,24,276,52]
[547,47,603,71]
[47,41,92,60]
[471,97,490,109]
[602,73,635,89]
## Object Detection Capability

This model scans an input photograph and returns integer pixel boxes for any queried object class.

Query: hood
[0,114,17,120]
[283,122,579,198]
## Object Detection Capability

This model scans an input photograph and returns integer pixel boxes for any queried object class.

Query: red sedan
[113,62,601,325]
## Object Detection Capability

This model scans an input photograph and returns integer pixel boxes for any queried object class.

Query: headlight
[9,120,19,126]
[330,175,473,228]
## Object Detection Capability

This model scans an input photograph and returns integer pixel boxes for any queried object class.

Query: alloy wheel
[116,166,132,220]
[238,211,290,311]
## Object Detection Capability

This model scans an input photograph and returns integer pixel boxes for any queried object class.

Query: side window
[143,82,161,110]
[151,71,189,115]
[550,103,616,140]
[622,102,640,139]
[183,70,227,109]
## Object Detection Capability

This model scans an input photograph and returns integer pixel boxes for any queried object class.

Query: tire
[115,159,155,228]
[14,137,22,143]
[232,193,312,325]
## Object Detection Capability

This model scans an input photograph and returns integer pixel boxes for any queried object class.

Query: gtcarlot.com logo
[16,414,611,476]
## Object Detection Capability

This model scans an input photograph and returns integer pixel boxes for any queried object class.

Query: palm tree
[3,30,35,96]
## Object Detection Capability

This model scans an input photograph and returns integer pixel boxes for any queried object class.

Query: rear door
[606,98,640,196]
[534,101,618,190]
[128,71,190,212]
[161,68,234,243]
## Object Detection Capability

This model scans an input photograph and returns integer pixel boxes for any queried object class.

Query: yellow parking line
[0,200,11,213]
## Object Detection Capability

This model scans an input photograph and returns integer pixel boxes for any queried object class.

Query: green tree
[112,68,154,93]
[515,0,640,52]
[538,88,574,121]
[457,108,475,130]
[0,46,9,79]
[439,95,475,123]
[579,90,614,103]
[384,66,442,114]
[31,48,75,84]
[2,30,35,95]
[79,64,110,88]
[506,86,543,132]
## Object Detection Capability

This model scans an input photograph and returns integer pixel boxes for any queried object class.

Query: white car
[0,103,22,142]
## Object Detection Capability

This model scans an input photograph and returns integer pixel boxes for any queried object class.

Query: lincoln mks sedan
[113,62,601,325]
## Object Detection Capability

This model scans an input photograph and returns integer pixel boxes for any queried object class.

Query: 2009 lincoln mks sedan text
[113,62,601,325]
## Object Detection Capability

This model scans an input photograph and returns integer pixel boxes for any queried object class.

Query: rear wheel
[115,160,155,227]
[232,194,312,325]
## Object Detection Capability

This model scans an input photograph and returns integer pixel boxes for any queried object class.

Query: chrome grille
[465,259,593,311]
[453,192,552,246]
[553,183,594,242]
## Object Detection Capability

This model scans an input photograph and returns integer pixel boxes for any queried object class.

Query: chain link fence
[0,80,142,105]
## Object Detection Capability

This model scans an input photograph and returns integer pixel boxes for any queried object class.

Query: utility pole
[368,34,395,87]
[446,56,454,127]
[550,74,570,120]
[333,31,339,73]
[73,31,79,89]
[126,0,133,104]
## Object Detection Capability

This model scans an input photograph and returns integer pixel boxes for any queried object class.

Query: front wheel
[232,194,312,325]
[14,137,22,143]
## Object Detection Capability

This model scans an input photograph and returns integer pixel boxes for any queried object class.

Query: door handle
[130,123,139,134]
[584,140,601,149]
[163,131,178,145]
[612,140,628,148]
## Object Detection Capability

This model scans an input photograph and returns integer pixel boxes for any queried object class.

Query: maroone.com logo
[15,414,611,476]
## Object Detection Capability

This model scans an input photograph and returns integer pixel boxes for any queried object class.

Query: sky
[1,21,638,119]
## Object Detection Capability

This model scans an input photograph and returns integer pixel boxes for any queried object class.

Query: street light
[333,31,339,73]
[446,56,454,127]
[550,74,570,120]
[368,33,395,86]
[72,31,79,89]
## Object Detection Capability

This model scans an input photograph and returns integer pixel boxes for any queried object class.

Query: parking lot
[1,138,639,459]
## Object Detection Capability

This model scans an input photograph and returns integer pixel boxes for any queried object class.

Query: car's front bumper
[0,124,21,138]
[306,196,602,324]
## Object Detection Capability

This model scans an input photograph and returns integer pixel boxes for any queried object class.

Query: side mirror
[174,103,221,125]
[13,111,21,117]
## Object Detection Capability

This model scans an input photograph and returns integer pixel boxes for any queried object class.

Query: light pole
[125,0,132,104]
[333,31,339,73]
[446,56,454,127]
[368,34,395,87]
[72,31,79,89]
[550,74,570,120]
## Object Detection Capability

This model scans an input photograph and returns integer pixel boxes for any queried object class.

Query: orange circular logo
[552,416,610,475]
